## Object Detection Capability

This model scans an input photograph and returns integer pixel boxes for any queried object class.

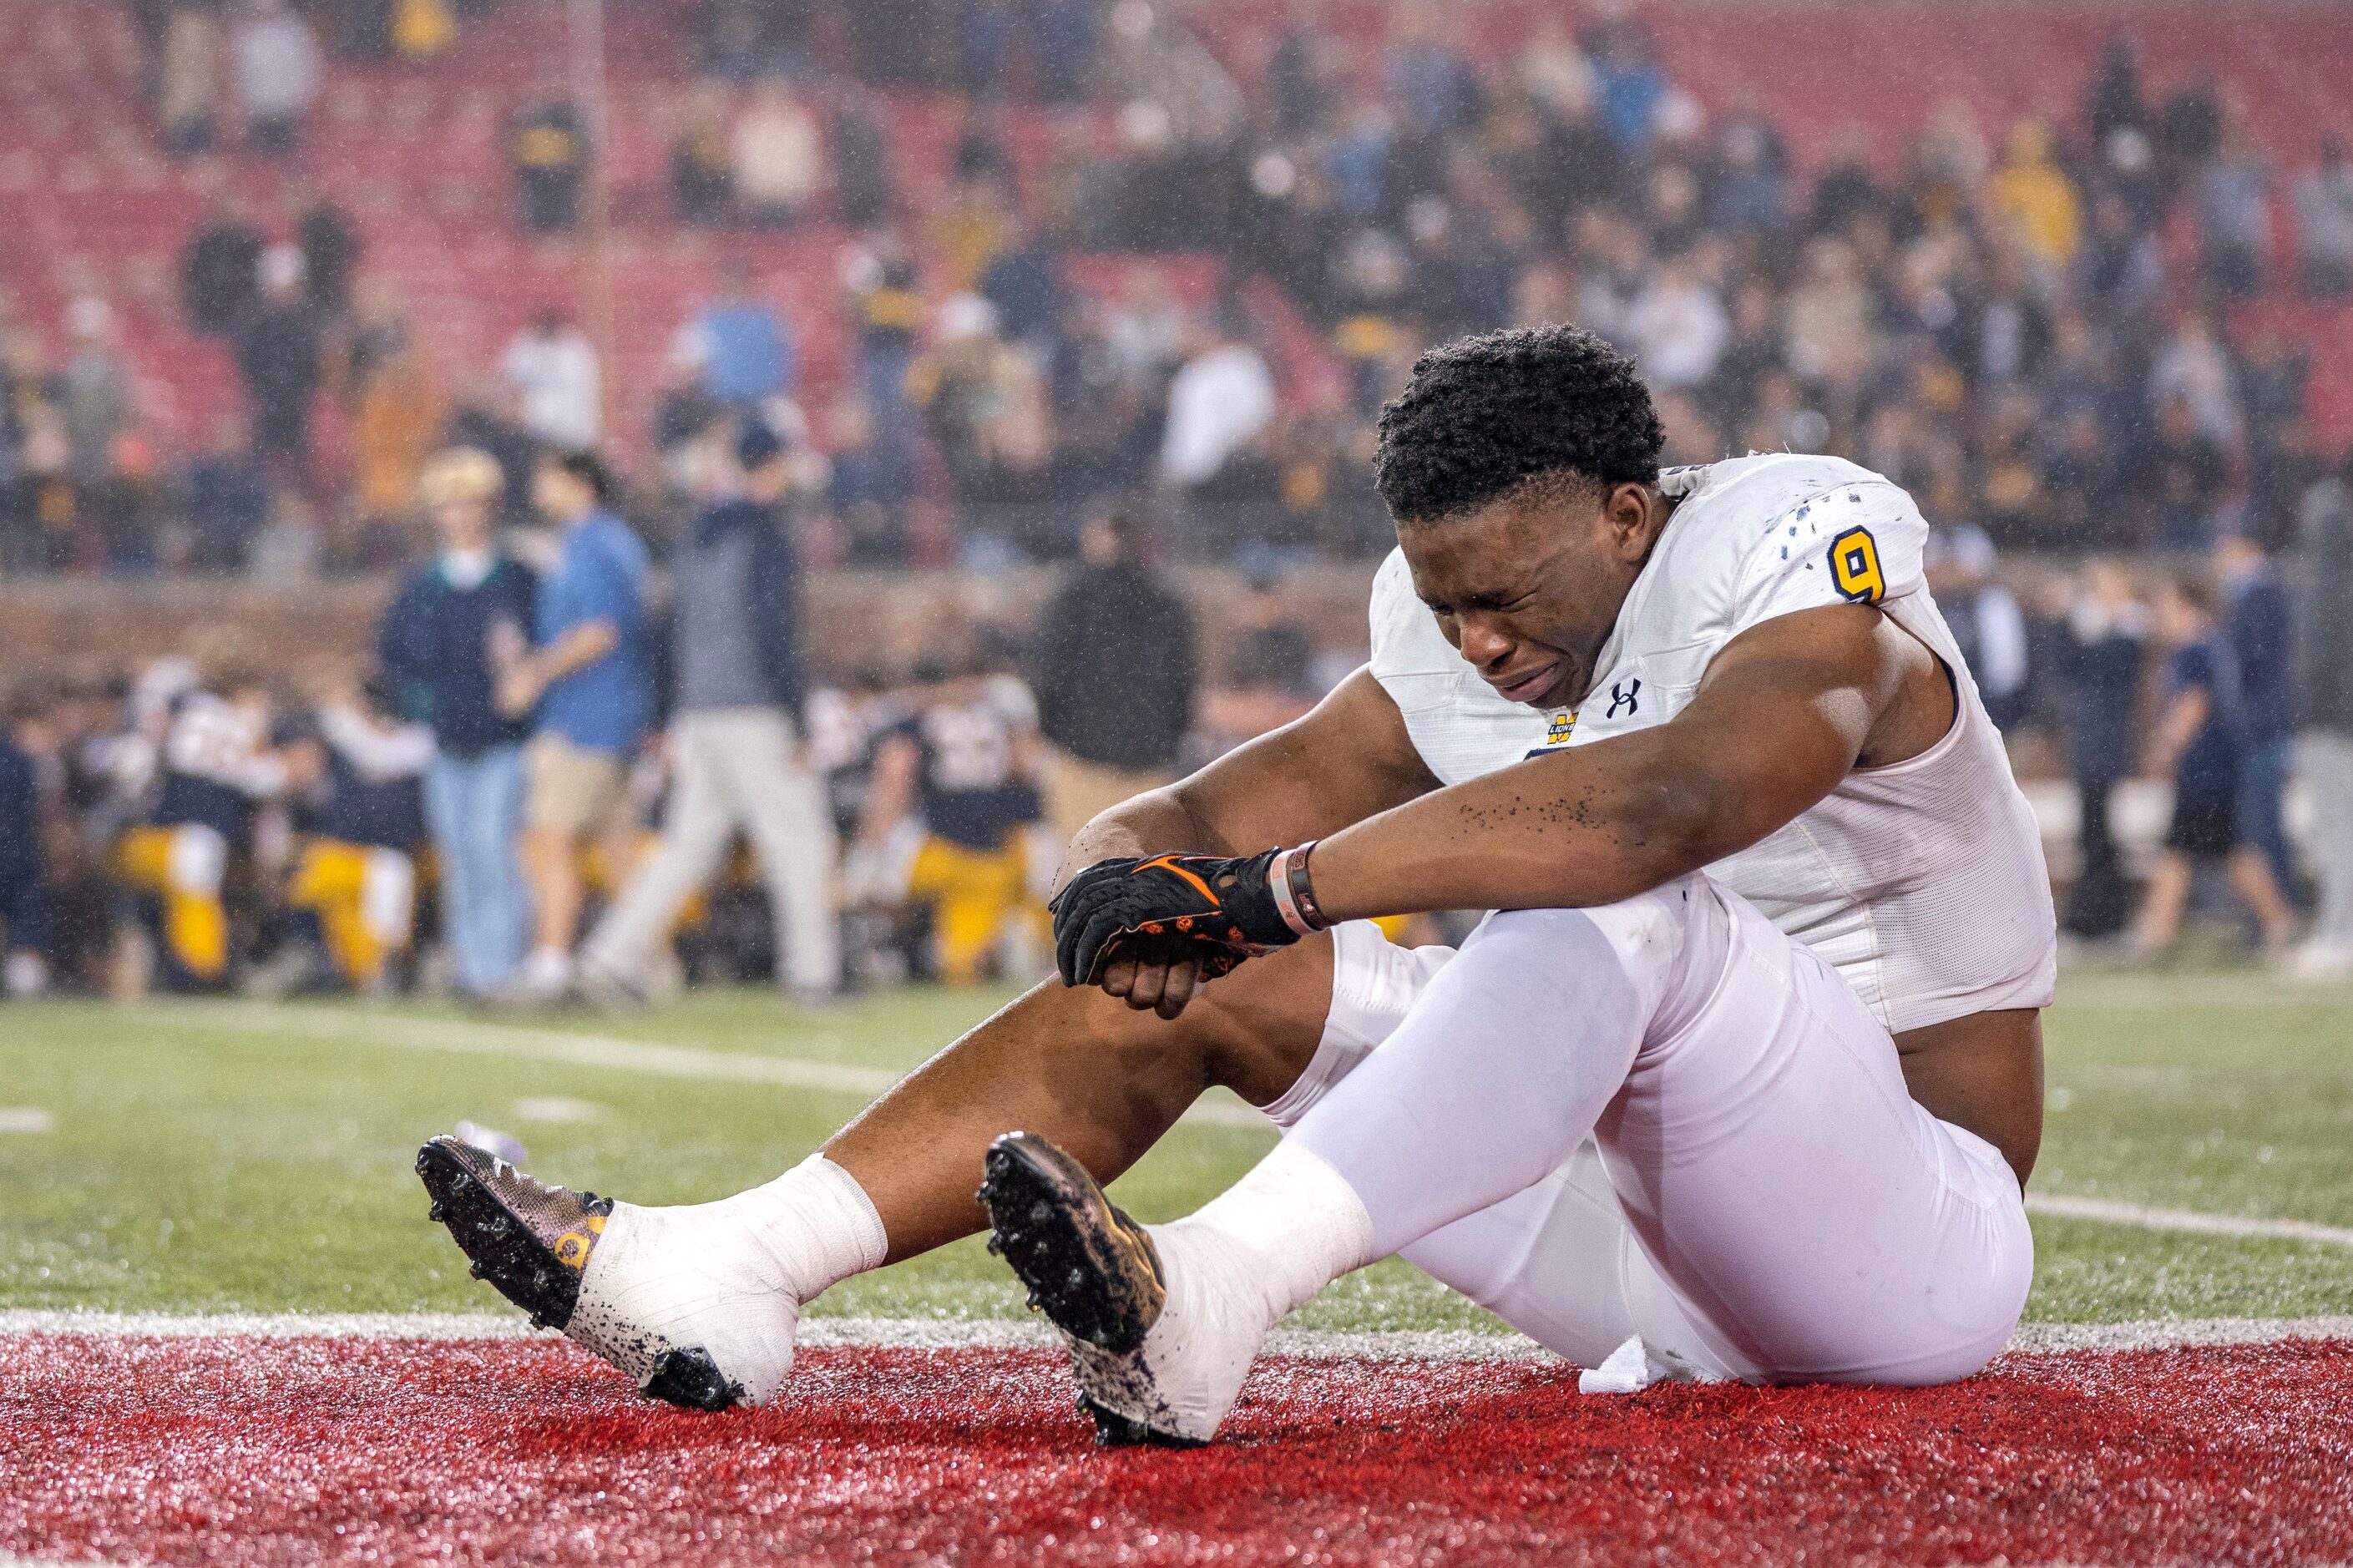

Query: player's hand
[1049,850,1299,1005]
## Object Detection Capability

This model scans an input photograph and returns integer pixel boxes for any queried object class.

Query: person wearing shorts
[2132,573,2293,958]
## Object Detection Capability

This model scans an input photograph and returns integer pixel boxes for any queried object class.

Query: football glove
[1050,848,1316,988]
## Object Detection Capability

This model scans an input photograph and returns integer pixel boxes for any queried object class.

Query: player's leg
[114,823,230,984]
[357,847,416,985]
[720,709,842,995]
[986,879,2032,1442]
[421,924,1342,1404]
[288,839,372,986]
[580,716,736,995]
[1257,920,1728,1379]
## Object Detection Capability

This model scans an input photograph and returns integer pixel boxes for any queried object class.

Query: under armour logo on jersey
[1607,680,1641,718]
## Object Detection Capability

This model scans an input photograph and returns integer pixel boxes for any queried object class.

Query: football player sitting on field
[423,326,2054,1440]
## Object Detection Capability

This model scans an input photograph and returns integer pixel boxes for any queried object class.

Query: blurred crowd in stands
[3,1,2352,579]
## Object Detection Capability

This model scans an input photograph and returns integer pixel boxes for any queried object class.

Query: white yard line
[2023,1191,2353,1248]
[147,1002,1273,1131]
[6,1309,2350,1359]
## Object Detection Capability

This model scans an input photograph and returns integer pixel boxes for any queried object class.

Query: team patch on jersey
[1523,710,1576,760]
[1828,525,1886,604]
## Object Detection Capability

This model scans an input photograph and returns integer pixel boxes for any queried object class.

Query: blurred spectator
[1031,509,1197,850]
[58,300,134,484]
[1987,119,2081,274]
[2292,460,2353,980]
[0,418,78,574]
[979,220,1065,355]
[503,451,651,1005]
[180,413,271,573]
[0,686,52,998]
[391,0,458,61]
[231,0,324,158]
[444,378,542,524]
[89,431,168,574]
[234,246,326,480]
[157,2,227,156]
[508,89,590,233]
[181,181,264,336]
[2215,533,2295,894]
[2129,573,2294,960]
[1160,316,1277,490]
[2085,37,2145,144]
[2138,396,2227,551]
[1926,527,2029,731]
[2291,134,2353,300]
[296,194,361,321]
[350,320,443,565]
[1624,248,1727,391]
[2053,559,2145,939]
[2194,120,2272,301]
[582,419,841,1006]
[731,77,823,227]
[500,310,601,452]
[670,82,734,225]
[677,260,796,410]
[377,448,537,1000]
[830,88,896,229]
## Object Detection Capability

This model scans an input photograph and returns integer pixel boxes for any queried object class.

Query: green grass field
[3,969,2350,1330]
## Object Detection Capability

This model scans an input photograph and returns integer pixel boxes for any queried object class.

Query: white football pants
[1263,876,2033,1385]
[584,707,841,993]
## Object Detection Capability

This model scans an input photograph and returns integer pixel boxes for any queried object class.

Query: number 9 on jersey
[1829,526,1885,604]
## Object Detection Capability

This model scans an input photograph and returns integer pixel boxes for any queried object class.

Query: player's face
[1400,481,1661,711]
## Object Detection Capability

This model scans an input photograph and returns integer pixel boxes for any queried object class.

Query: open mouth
[1488,662,1561,706]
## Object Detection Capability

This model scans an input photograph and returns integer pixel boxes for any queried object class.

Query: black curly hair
[1373,325,1664,524]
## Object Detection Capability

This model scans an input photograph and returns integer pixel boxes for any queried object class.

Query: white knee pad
[362,849,417,946]
[167,825,228,897]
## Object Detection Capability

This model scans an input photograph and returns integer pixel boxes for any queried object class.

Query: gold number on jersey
[1828,526,1885,604]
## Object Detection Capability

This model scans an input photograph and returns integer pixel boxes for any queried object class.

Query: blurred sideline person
[0,687,52,997]
[2214,533,2295,898]
[580,420,841,1007]
[377,448,538,1000]
[111,636,311,989]
[285,677,432,992]
[850,651,1051,984]
[500,451,652,1005]
[2053,559,2146,941]
[2292,462,2353,980]
[2128,574,2294,959]
[1031,510,1197,851]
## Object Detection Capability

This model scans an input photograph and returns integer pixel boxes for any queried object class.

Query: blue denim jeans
[2235,735,2295,895]
[424,746,529,996]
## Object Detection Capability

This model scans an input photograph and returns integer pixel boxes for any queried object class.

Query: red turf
[3,1333,2350,1566]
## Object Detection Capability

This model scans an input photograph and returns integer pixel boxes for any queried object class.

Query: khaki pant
[1045,749,1174,850]
[583,707,840,992]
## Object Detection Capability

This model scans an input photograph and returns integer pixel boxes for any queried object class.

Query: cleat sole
[416,1139,587,1333]
[642,1348,745,1413]
[1083,1393,1203,1449]
[977,1133,1161,1355]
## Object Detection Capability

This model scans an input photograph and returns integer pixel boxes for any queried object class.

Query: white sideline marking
[0,1108,55,1134]
[146,1002,1276,1133]
[6,1310,2351,1359]
[2025,1191,2353,1249]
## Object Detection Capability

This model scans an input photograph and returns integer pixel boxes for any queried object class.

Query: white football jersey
[1368,452,2056,1034]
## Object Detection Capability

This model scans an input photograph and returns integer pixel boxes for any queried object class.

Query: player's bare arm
[1306,603,1946,922]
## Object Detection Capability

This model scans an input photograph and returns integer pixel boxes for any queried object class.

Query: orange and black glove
[1049,846,1328,988]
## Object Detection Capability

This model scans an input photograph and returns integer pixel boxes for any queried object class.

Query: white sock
[1158,1140,1374,1329]
[691,1152,888,1303]
[523,946,573,989]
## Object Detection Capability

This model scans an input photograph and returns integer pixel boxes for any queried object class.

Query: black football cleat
[979,1131,1202,1448]
[415,1135,746,1412]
